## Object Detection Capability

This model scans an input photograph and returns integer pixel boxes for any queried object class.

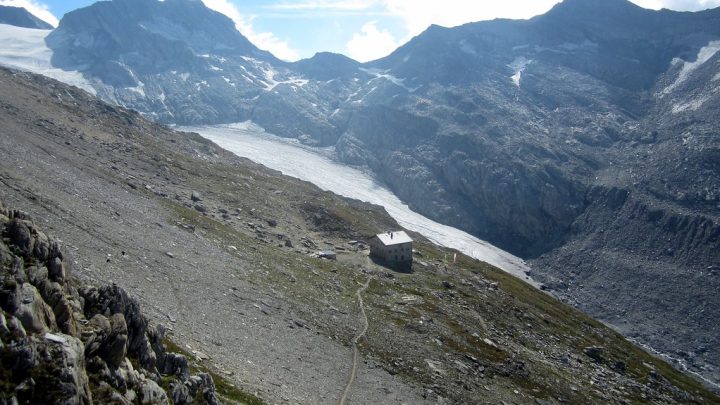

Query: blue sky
[3,0,720,62]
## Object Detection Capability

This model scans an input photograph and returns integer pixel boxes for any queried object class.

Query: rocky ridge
[0,202,221,404]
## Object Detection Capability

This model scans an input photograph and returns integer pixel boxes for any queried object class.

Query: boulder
[190,191,202,202]
[583,346,604,363]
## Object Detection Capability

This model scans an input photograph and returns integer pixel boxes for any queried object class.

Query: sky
[2,0,720,62]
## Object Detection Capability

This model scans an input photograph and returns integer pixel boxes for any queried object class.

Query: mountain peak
[0,5,53,29]
[543,0,647,19]
[46,0,277,81]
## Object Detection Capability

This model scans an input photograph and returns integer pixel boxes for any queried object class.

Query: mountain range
[1,0,719,391]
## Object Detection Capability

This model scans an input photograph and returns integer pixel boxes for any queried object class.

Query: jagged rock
[140,379,168,405]
[32,230,50,263]
[15,283,56,334]
[1,278,21,314]
[0,311,10,340]
[186,373,218,405]
[81,284,157,371]
[55,335,93,405]
[101,313,128,367]
[25,265,48,287]
[6,314,27,339]
[0,208,225,404]
[48,257,66,283]
[7,334,92,404]
[84,320,105,357]
[110,391,133,405]
[190,191,202,202]
[5,340,38,372]
[8,219,34,257]
[161,352,190,380]
[171,382,191,405]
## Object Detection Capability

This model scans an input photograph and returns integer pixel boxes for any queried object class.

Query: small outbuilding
[369,231,413,270]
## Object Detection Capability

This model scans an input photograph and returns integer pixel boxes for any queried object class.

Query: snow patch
[508,56,532,87]
[661,40,720,96]
[360,67,416,92]
[259,65,308,91]
[672,95,711,114]
[0,24,95,94]
[126,81,146,97]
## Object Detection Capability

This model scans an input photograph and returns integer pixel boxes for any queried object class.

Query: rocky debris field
[0,202,221,404]
[0,66,718,404]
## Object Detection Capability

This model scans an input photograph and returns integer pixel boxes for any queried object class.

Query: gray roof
[376,231,412,246]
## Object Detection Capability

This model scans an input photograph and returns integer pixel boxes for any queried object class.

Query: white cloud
[381,0,560,40]
[0,0,58,27]
[346,20,400,62]
[201,0,300,61]
[270,0,381,11]
[631,0,720,10]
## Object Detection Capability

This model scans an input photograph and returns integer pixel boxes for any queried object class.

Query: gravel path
[339,276,372,405]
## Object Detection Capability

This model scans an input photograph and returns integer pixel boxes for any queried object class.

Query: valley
[1,66,718,403]
[0,0,719,402]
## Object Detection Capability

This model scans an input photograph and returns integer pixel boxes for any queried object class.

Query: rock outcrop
[0,201,218,404]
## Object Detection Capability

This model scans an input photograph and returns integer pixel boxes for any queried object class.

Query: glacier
[181,122,538,287]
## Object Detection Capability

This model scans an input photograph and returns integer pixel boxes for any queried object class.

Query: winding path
[339,276,372,405]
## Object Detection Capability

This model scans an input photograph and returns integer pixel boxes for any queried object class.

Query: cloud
[381,0,560,40]
[269,0,381,11]
[201,0,300,61]
[631,0,720,10]
[0,0,58,27]
[346,20,399,62]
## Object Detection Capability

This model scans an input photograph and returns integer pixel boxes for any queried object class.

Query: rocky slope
[0,6,52,30]
[5,0,720,390]
[2,66,719,403]
[0,203,221,404]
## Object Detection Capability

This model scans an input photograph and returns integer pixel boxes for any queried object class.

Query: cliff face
[0,203,219,404]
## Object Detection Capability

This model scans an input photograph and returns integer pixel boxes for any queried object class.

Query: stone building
[369,231,412,269]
